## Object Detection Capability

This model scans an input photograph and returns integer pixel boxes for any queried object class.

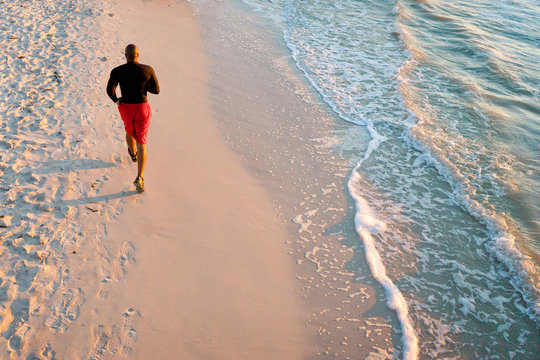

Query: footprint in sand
[122,308,138,333]
[121,328,138,356]
[7,325,30,352]
[45,288,85,333]
[13,260,39,293]
[66,292,84,321]
[8,334,23,352]
[87,325,109,360]
[27,343,56,360]
[120,308,140,356]
[114,242,135,280]
[40,343,56,359]
[97,277,112,300]
[107,325,121,354]
[96,242,135,300]
[87,310,140,358]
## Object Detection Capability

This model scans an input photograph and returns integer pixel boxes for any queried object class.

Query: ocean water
[238,0,540,358]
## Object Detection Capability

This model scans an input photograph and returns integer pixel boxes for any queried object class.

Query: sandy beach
[1,0,396,359]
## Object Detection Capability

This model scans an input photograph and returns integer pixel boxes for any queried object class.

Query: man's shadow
[34,158,117,175]
[33,158,139,208]
[60,190,138,207]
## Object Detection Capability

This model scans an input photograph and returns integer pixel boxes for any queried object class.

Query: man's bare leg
[126,133,137,156]
[136,142,146,178]
[133,142,146,193]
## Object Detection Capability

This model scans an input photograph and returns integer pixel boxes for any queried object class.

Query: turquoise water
[240,0,539,358]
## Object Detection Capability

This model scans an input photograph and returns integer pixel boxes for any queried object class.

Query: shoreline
[196,0,398,358]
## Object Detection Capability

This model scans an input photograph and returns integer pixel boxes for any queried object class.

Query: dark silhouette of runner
[107,44,160,193]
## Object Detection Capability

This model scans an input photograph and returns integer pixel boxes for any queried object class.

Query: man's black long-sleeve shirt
[106,61,160,104]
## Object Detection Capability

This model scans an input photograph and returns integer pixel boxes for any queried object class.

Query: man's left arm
[146,68,160,95]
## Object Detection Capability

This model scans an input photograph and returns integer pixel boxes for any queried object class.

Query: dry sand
[88,0,311,358]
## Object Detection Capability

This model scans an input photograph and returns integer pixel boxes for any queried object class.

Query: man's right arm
[106,69,119,103]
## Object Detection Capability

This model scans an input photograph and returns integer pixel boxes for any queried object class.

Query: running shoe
[128,148,137,162]
[134,176,144,193]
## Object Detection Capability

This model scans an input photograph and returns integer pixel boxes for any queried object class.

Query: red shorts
[118,102,151,144]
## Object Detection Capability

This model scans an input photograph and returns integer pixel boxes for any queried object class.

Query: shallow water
[238,0,540,358]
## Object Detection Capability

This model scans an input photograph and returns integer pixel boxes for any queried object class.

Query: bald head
[125,44,139,62]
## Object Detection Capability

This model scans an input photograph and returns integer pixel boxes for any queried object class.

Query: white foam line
[348,166,419,360]
[278,2,419,358]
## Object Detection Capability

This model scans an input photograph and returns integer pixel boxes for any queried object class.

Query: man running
[106,44,160,193]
